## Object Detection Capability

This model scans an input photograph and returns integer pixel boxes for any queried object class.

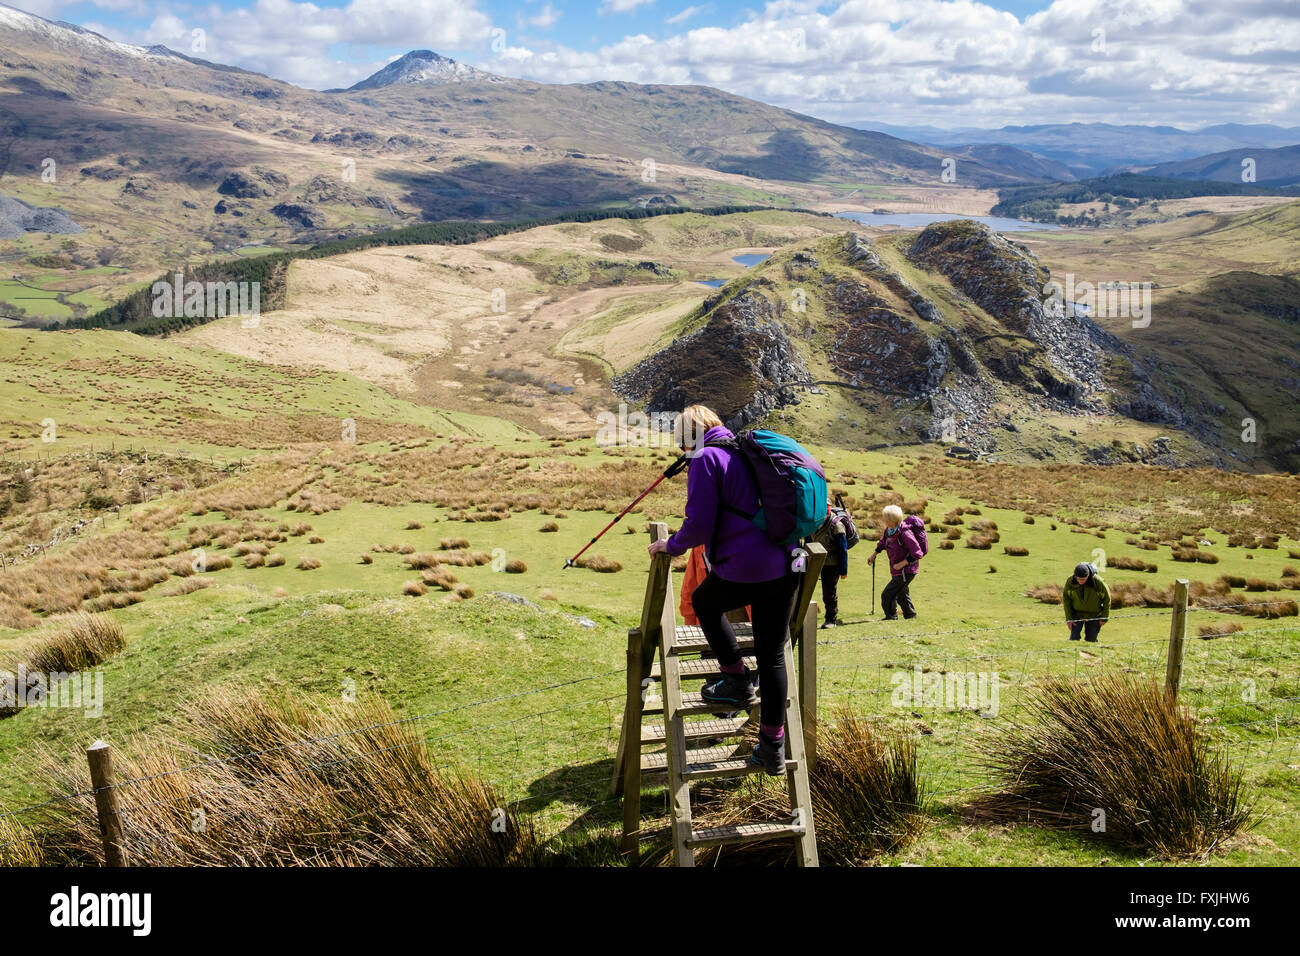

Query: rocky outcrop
[826,276,948,396]
[906,220,1125,405]
[270,202,325,228]
[614,288,808,428]
[217,166,289,199]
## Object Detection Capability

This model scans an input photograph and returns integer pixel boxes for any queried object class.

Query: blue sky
[9,0,1300,128]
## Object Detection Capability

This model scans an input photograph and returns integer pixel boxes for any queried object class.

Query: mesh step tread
[687,821,806,847]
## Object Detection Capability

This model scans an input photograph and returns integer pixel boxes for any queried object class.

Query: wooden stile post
[800,601,818,772]
[1165,579,1189,703]
[87,740,128,867]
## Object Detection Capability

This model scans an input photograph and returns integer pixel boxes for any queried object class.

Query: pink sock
[720,661,745,676]
[761,723,784,741]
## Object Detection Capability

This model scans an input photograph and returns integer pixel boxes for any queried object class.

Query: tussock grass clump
[902,499,927,515]
[973,674,1252,858]
[235,542,269,557]
[439,550,492,568]
[1110,555,1157,572]
[941,512,964,526]
[266,554,286,567]
[309,536,325,545]
[421,568,458,591]
[939,540,954,550]
[403,580,427,597]
[0,816,43,866]
[360,554,373,565]
[671,709,925,866]
[1244,578,1272,592]
[1023,515,1035,524]
[1026,583,1062,604]
[406,521,424,530]
[440,537,472,550]
[202,555,233,572]
[296,556,321,571]
[1003,545,1029,556]
[23,690,540,866]
[969,519,998,532]
[575,554,622,573]
[539,521,559,533]
[243,553,266,569]
[965,535,994,550]
[162,577,212,597]
[1219,574,1247,589]
[453,584,474,600]
[83,592,143,612]
[406,553,441,570]
[944,526,962,540]
[1198,621,1244,639]
[289,523,312,537]
[26,612,126,674]
[504,559,527,574]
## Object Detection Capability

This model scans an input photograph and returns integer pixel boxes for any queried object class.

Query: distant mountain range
[853,121,1300,179]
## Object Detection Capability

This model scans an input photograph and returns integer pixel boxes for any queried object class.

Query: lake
[835,211,1060,232]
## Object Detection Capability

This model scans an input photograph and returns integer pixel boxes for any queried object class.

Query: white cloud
[665,4,707,24]
[600,0,654,14]
[528,2,560,28]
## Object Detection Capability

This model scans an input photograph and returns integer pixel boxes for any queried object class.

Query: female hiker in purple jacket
[866,504,922,619]
[647,404,801,775]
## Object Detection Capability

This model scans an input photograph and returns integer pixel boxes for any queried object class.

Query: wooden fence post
[87,740,128,867]
[1164,579,1189,703]
[800,601,818,772]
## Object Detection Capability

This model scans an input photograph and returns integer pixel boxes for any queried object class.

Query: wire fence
[1,592,1297,862]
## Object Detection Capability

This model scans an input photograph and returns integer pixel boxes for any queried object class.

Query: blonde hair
[674,404,724,450]
[882,505,904,525]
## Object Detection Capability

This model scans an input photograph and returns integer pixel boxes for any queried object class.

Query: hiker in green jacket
[1064,562,1110,642]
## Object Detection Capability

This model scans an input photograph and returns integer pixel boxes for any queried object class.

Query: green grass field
[1,434,1295,865]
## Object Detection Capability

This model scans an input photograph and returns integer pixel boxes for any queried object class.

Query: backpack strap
[701,434,762,564]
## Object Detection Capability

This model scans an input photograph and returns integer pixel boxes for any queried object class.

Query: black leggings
[690,570,801,729]
[882,571,916,618]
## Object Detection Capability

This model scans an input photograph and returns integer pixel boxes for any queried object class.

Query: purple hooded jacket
[876,524,923,576]
[665,425,789,583]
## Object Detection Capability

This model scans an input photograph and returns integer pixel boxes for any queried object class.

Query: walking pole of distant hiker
[563,452,689,568]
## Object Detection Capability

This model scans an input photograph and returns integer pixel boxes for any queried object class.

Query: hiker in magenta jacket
[866,504,922,619]
[647,404,801,775]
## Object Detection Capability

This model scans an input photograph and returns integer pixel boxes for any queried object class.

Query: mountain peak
[345,49,506,92]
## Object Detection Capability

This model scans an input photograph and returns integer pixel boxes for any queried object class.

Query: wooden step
[640,745,799,780]
[641,715,751,744]
[687,821,806,848]
[641,692,766,717]
[649,656,756,679]
[671,624,754,655]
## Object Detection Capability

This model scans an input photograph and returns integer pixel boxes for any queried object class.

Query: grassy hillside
[1,428,1296,864]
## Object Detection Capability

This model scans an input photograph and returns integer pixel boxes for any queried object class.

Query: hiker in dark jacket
[1064,562,1110,642]
[866,505,922,619]
[647,404,801,775]
[810,504,849,628]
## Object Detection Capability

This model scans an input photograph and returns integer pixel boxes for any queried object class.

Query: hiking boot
[882,615,898,621]
[820,617,839,629]
[903,613,917,620]
[701,670,758,709]
[750,732,786,776]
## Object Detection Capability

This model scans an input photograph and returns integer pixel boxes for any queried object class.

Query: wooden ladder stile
[615,521,824,866]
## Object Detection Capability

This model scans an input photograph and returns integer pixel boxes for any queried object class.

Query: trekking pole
[871,560,876,615]
[563,453,690,569]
